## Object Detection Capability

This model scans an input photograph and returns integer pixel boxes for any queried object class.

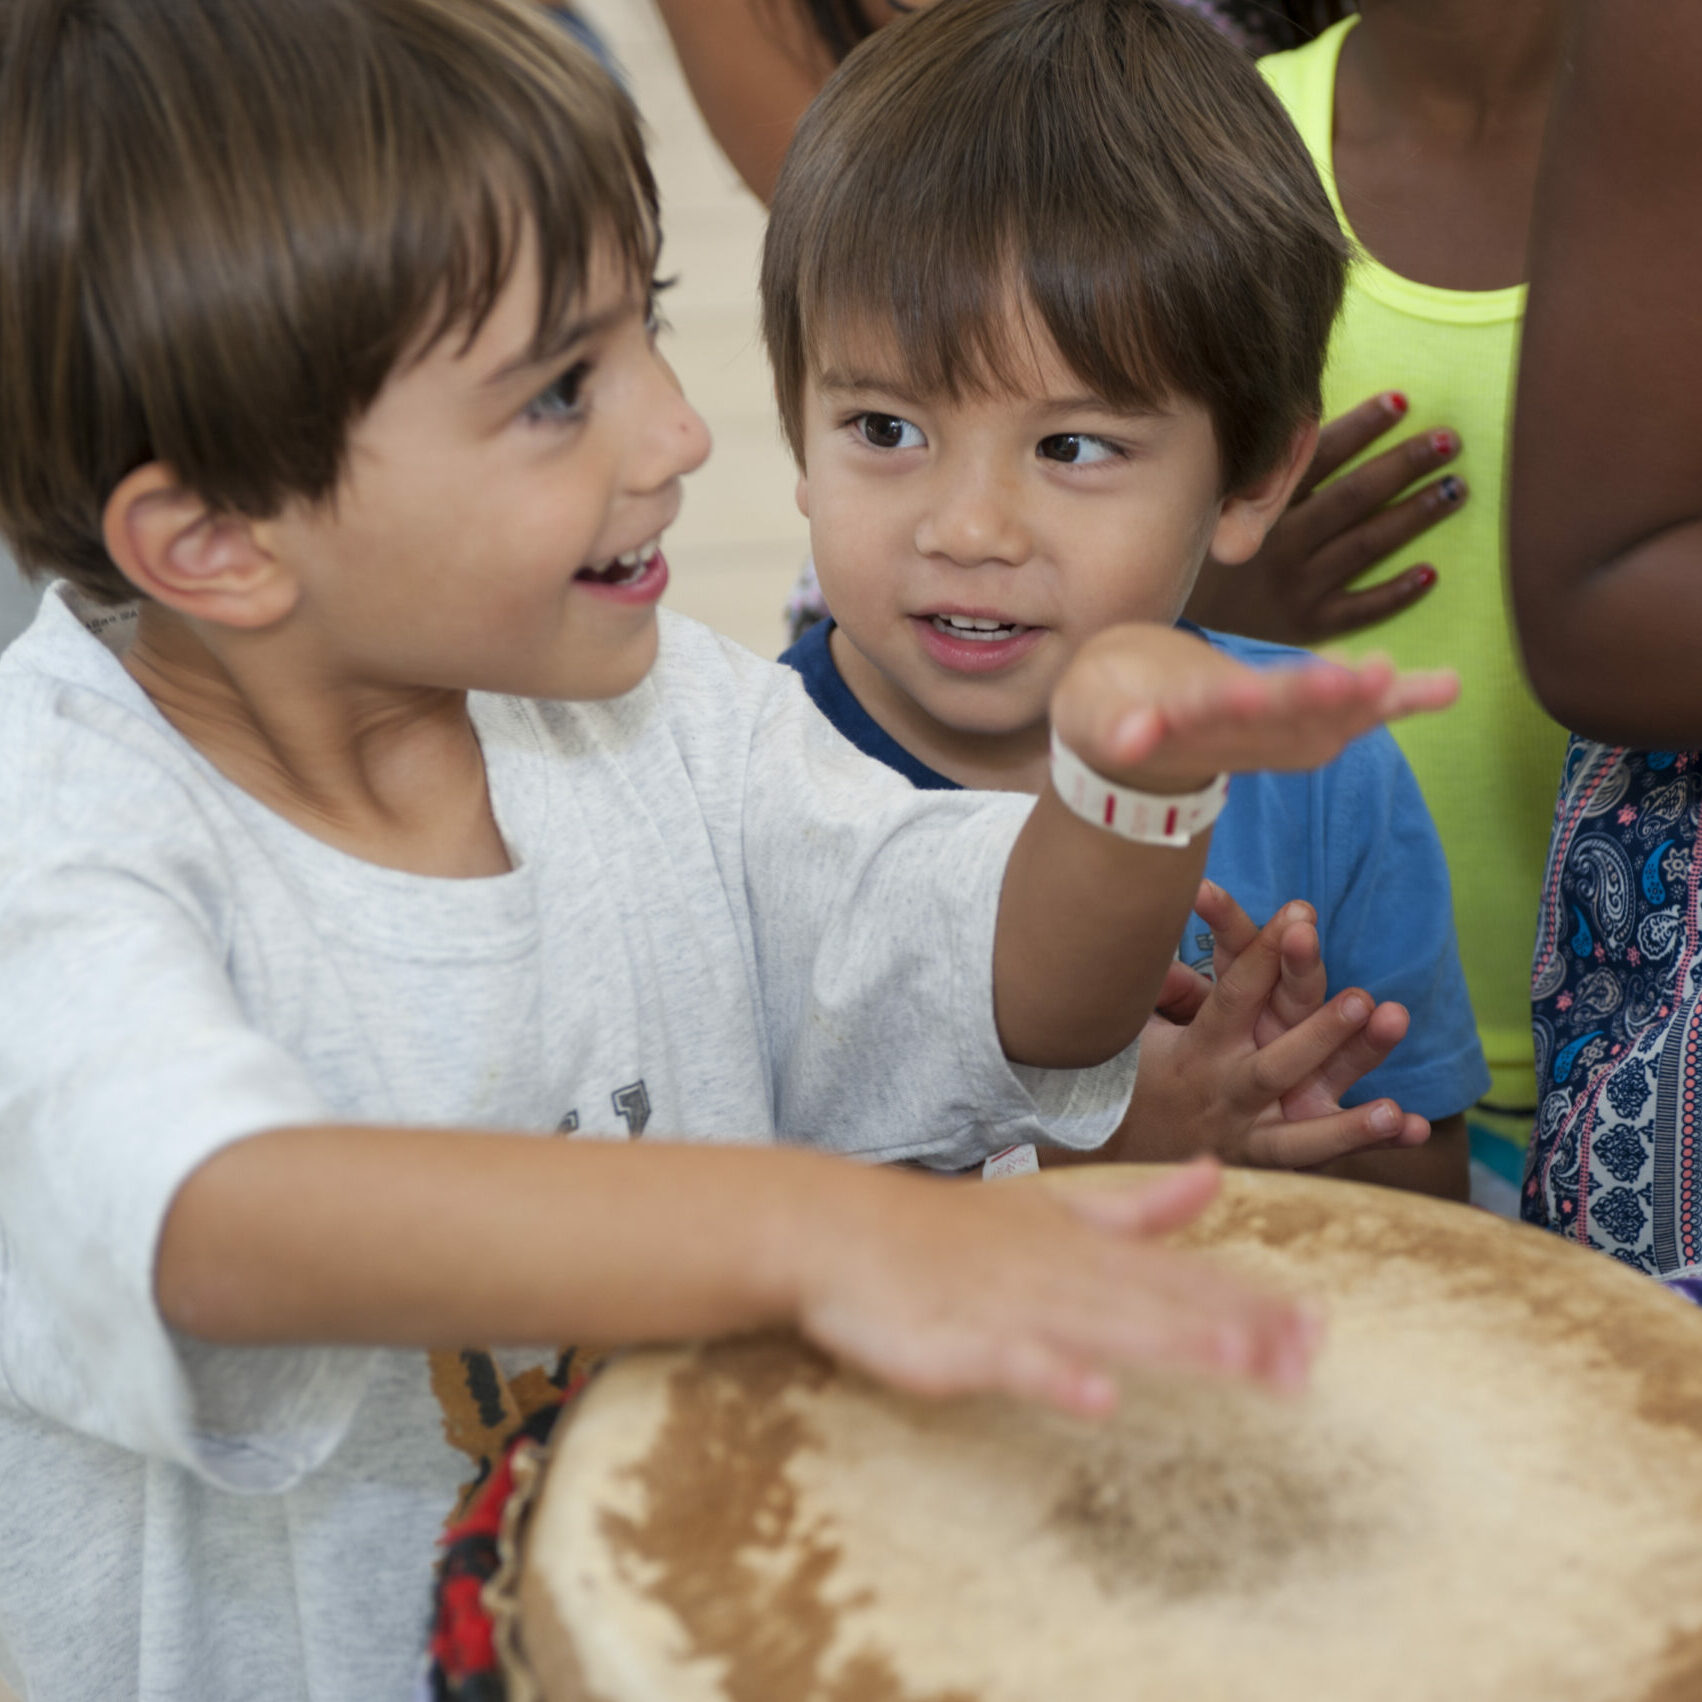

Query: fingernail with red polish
[1385,391,1409,417]
[1412,565,1438,590]
[1430,430,1457,457]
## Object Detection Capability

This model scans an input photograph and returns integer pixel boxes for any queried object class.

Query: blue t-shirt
[781,619,1489,1121]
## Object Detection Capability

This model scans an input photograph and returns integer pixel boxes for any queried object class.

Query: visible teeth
[579,539,660,583]
[933,614,1022,641]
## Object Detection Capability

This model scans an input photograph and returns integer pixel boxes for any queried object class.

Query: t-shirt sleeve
[734,667,1141,1170]
[0,823,370,1493]
[1318,730,1491,1120]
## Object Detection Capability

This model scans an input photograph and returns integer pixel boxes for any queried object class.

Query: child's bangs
[795,208,1181,421]
[763,0,1346,484]
[381,13,658,366]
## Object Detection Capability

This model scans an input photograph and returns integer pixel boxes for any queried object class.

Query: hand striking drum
[488,1167,1702,1702]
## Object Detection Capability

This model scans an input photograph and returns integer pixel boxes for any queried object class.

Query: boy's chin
[919,674,1051,725]
[505,620,660,703]
[567,636,660,702]
[919,692,1053,746]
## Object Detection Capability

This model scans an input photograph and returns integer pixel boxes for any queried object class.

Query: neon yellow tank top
[1260,19,1566,1121]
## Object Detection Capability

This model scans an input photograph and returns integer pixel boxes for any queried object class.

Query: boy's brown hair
[0,0,654,602]
[761,0,1349,493]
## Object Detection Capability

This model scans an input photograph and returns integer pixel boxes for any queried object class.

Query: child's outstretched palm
[1051,622,1458,790]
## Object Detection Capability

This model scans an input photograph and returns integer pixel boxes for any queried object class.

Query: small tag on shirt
[982,1143,1040,1180]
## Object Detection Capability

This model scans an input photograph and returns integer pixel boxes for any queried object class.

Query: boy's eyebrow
[483,299,634,387]
[815,367,922,403]
[818,367,1168,423]
[1037,393,1168,420]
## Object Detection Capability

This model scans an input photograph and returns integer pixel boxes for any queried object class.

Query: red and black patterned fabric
[426,1379,584,1702]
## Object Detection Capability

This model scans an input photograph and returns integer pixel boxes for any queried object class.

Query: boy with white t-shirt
[0,1,1453,1696]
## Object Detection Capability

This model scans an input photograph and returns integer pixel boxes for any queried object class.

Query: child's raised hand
[1185,393,1464,646]
[792,1158,1317,1418]
[1050,622,1457,790]
[1107,882,1430,1171]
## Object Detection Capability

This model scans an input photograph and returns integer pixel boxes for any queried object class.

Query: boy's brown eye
[857,412,924,450]
[1039,433,1117,466]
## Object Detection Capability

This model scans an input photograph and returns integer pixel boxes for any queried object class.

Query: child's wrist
[1049,730,1228,846]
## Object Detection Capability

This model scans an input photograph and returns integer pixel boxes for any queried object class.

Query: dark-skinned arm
[1510,0,1702,747]
[652,0,829,203]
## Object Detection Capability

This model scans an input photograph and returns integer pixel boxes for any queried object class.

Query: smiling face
[798,310,1282,782]
[267,237,711,704]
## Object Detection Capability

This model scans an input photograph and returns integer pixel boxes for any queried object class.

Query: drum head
[517,1167,1702,1702]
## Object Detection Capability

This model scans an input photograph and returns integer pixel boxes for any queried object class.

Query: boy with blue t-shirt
[763,0,1487,1195]
[0,0,1463,1694]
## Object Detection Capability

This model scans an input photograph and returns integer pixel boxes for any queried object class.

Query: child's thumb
[1058,1157,1221,1239]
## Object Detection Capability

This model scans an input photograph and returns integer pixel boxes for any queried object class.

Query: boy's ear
[1207,418,1319,567]
[794,470,811,519]
[102,462,299,629]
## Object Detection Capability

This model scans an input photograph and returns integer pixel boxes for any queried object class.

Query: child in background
[762,0,1485,1197]
[0,0,1454,1695]
[650,0,1467,661]
[1218,0,1568,1209]
[1508,0,1702,1273]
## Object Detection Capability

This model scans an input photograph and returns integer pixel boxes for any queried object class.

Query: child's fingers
[1186,917,1291,1052]
[806,1168,1317,1412]
[1154,958,1213,1025]
[1359,656,1460,719]
[994,1336,1118,1418]
[1194,877,1265,963]
[1033,1239,1319,1396]
[1270,918,1326,1029]
[863,1235,1313,1407]
[1192,901,1320,1055]
[1059,1155,1222,1238]
[1310,999,1411,1102]
[1056,628,1454,784]
[1244,989,1378,1104]
[1123,661,1430,776]
[1245,1099,1417,1170]
[1296,391,1414,499]
[1312,561,1440,640]
[1299,422,1461,549]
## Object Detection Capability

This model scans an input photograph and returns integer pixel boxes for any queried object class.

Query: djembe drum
[490,1168,1702,1701]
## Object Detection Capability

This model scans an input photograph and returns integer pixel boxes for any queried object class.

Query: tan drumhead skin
[518,1167,1702,1702]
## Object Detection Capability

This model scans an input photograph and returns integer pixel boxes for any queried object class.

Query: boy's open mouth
[576,537,663,587]
[927,613,1031,642]
[913,611,1046,674]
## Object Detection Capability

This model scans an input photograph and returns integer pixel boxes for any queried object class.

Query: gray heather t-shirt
[0,587,1137,1702]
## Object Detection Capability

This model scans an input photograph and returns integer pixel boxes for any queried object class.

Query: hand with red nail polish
[1185,390,1466,646]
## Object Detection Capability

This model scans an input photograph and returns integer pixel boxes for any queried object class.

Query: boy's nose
[638,350,713,489]
[914,469,1030,566]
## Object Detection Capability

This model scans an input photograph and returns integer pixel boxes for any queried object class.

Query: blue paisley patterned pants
[1526,739,1702,1273]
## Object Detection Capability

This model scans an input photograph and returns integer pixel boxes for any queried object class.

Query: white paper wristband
[1049,729,1229,847]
